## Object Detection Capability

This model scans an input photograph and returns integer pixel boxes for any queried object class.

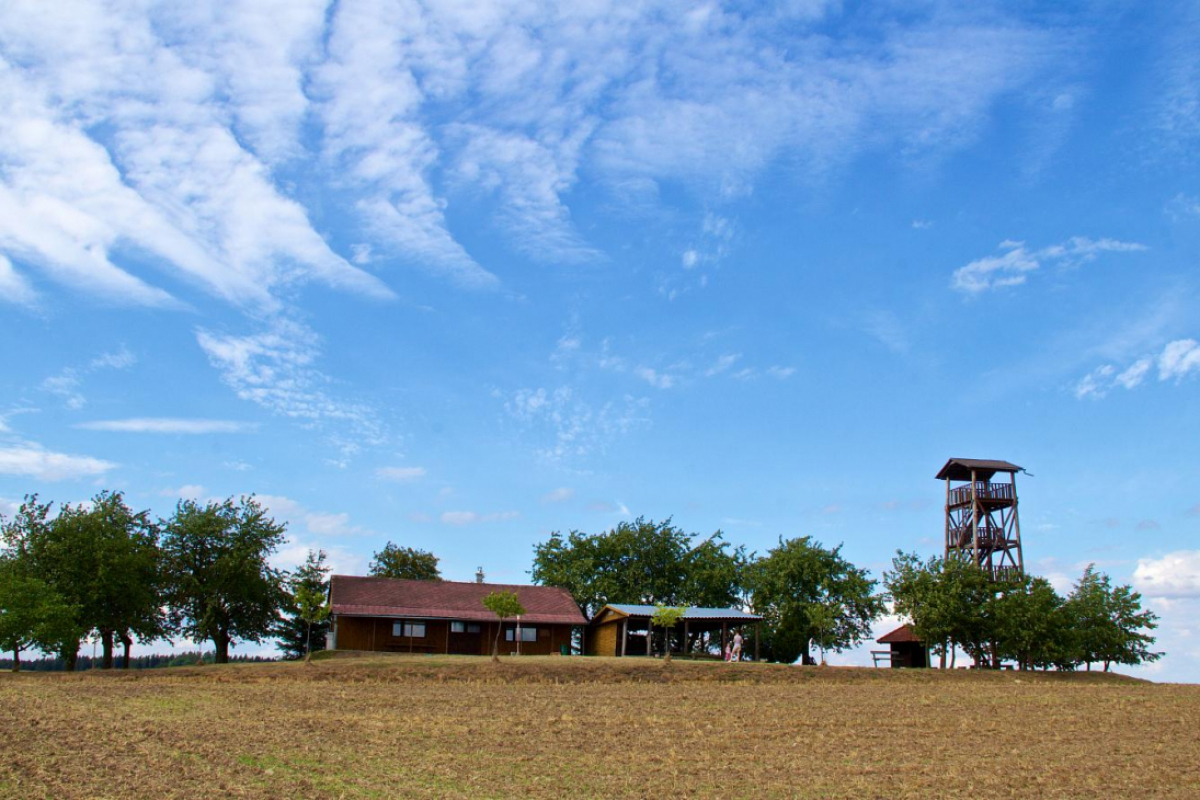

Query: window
[392,621,426,638]
[505,626,538,642]
[468,624,481,633]
[451,622,482,634]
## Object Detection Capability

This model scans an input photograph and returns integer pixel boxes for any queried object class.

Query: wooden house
[875,623,929,668]
[586,604,763,660]
[328,575,587,656]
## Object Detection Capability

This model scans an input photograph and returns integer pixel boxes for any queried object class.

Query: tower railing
[947,482,1015,507]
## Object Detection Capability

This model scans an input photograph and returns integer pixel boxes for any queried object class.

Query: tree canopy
[749,536,882,664]
[161,496,287,664]
[530,517,748,616]
[275,549,332,661]
[369,543,441,581]
[482,590,526,662]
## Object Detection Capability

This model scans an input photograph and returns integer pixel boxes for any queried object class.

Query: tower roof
[936,458,1022,482]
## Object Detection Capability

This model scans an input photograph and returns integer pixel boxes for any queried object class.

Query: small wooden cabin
[328,575,587,656]
[876,623,929,668]
[586,604,764,660]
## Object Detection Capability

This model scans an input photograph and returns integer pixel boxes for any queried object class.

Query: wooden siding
[586,619,620,657]
[334,615,575,656]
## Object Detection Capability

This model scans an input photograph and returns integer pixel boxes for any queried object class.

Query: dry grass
[2,653,1197,799]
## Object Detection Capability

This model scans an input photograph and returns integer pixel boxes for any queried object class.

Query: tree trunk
[949,642,957,669]
[100,629,115,669]
[939,642,947,670]
[63,646,78,672]
[11,646,20,673]
[120,633,132,669]
[213,631,230,664]
[492,621,502,663]
[304,621,312,664]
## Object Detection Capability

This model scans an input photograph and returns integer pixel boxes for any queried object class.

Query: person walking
[731,630,743,662]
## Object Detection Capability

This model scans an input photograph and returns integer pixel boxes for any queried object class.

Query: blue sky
[1,1,1198,680]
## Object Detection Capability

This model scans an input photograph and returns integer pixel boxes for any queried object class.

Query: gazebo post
[755,622,761,662]
[721,621,727,660]
[683,620,689,659]
[647,620,653,658]
[620,619,627,657]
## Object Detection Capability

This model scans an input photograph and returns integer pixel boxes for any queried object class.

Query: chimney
[475,567,485,584]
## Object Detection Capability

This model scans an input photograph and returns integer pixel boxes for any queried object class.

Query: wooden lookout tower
[937,458,1025,581]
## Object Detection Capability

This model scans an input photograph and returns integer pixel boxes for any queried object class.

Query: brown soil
[1,653,1195,799]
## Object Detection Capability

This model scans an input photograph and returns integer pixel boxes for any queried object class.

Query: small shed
[875,624,929,668]
[586,604,763,660]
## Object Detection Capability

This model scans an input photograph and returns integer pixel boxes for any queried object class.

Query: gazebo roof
[877,623,923,644]
[935,458,1022,482]
[598,604,762,623]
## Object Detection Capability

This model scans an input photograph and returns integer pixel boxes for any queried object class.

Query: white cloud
[160,484,206,500]
[541,487,575,504]
[635,366,676,389]
[77,418,252,434]
[952,237,1145,294]
[0,3,1079,304]
[704,353,741,377]
[41,347,137,410]
[1075,338,1200,399]
[1135,551,1200,598]
[196,318,386,455]
[766,365,796,380]
[1158,339,1200,382]
[0,3,391,310]
[440,510,519,525]
[0,441,115,481]
[503,385,648,464]
[911,219,933,229]
[681,249,699,269]
[256,493,364,538]
[0,252,36,305]
[376,466,427,483]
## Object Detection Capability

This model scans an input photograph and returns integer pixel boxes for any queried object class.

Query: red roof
[330,575,588,626]
[877,623,923,644]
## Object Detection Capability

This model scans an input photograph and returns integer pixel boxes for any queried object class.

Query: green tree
[275,549,332,661]
[368,542,441,581]
[886,552,997,668]
[531,518,747,617]
[650,604,687,663]
[993,576,1069,670]
[1066,565,1160,672]
[1,492,165,670]
[0,557,77,672]
[749,537,882,664]
[482,590,526,663]
[162,497,287,664]
[296,583,330,663]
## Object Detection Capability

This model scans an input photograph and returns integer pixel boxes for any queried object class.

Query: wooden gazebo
[874,624,929,668]
[585,604,763,660]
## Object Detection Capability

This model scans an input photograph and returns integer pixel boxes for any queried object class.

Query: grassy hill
[2,653,1196,799]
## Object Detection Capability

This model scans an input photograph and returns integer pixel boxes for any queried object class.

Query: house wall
[334,616,575,656]
[889,642,929,668]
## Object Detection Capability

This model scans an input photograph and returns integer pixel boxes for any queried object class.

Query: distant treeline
[0,651,278,672]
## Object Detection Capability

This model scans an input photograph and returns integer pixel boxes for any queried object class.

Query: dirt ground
[2,653,1197,799]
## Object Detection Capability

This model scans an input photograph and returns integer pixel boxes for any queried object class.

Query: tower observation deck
[936,458,1024,581]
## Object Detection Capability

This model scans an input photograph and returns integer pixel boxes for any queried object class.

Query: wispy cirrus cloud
[440,510,519,525]
[952,237,1146,294]
[0,441,115,481]
[1075,338,1200,399]
[41,347,136,410]
[376,466,427,483]
[76,417,253,434]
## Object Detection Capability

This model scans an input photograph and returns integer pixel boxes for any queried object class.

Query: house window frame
[392,621,426,638]
[505,626,538,643]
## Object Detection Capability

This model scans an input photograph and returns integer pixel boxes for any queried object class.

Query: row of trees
[531,517,882,664]
[0,492,326,670]
[886,554,1160,671]
[529,517,1159,669]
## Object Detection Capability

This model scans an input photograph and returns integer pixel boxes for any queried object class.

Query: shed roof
[329,575,587,626]
[935,458,1022,482]
[877,623,923,644]
[596,604,763,623]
